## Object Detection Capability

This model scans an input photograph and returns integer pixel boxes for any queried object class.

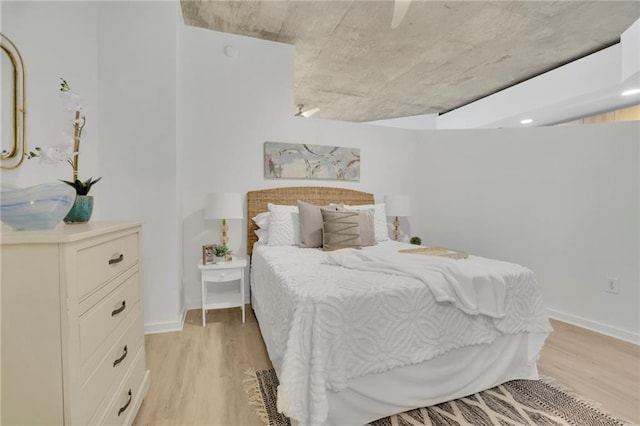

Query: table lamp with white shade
[204,193,244,251]
[384,195,410,241]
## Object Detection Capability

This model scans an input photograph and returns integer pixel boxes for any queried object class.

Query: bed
[247,186,552,426]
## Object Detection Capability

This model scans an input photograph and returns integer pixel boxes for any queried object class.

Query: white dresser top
[0,221,142,244]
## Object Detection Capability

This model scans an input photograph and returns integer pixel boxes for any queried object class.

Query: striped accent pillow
[321,209,362,251]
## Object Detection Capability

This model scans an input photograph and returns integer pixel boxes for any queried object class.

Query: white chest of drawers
[1,221,150,425]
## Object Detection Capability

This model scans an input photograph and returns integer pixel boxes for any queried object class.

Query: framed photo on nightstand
[202,244,216,265]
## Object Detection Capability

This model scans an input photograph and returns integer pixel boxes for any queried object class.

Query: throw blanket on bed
[324,249,507,318]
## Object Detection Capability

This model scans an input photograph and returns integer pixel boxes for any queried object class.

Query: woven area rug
[244,368,632,426]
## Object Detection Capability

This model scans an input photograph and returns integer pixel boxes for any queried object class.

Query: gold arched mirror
[1,33,26,169]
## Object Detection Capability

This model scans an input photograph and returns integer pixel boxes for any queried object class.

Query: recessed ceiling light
[520,119,533,124]
[621,88,640,96]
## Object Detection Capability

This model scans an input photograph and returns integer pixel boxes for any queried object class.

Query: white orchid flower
[36,144,74,165]
[60,92,83,112]
[26,78,99,195]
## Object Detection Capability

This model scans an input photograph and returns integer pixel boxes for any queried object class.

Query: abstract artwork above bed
[264,142,360,181]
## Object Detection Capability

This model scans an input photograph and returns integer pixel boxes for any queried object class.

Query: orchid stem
[72,110,81,181]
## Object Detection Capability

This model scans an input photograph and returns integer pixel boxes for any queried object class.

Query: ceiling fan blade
[301,107,320,118]
[391,0,411,29]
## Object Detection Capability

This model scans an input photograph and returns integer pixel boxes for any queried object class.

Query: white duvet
[250,241,552,426]
[324,248,507,318]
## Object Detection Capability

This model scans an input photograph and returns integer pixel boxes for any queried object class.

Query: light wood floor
[537,319,640,423]
[133,307,640,425]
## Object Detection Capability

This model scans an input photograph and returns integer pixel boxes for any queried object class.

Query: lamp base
[220,218,229,246]
[393,216,400,241]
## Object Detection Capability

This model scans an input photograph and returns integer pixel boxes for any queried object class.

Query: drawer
[203,268,242,283]
[77,232,139,299]
[80,271,140,365]
[96,347,147,426]
[79,311,144,425]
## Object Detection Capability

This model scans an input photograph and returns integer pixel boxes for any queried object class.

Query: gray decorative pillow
[298,200,338,248]
[321,209,362,251]
[358,209,376,247]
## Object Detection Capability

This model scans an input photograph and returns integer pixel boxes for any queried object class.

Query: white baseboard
[547,308,640,345]
[145,297,249,334]
[144,305,187,334]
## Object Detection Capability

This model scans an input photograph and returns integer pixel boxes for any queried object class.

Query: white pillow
[344,203,389,242]
[252,211,271,229]
[267,203,300,246]
[254,229,269,243]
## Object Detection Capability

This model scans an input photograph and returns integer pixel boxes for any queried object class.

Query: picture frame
[202,243,216,265]
[264,142,360,181]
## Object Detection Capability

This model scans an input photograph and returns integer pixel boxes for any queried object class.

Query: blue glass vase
[0,182,76,230]
[63,195,94,224]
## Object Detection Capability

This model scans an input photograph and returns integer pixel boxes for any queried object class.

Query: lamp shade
[384,195,410,217]
[204,193,243,220]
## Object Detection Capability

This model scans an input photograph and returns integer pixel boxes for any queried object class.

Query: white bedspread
[250,241,551,426]
[324,248,507,318]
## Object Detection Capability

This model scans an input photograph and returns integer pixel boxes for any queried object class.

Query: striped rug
[244,368,632,426]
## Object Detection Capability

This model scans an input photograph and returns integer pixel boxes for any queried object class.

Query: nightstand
[198,257,247,326]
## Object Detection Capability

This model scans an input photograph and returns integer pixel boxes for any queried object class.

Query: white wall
[415,123,640,343]
[97,1,182,332]
[178,26,420,309]
[367,113,438,130]
[621,18,640,82]
[0,2,101,199]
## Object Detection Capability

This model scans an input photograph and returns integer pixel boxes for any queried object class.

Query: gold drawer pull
[109,254,124,265]
[117,389,132,416]
[111,301,126,316]
[113,345,128,367]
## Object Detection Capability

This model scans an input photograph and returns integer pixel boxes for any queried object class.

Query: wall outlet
[605,277,620,294]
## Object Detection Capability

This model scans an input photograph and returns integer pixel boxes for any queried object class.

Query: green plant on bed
[410,236,422,245]
[214,244,230,257]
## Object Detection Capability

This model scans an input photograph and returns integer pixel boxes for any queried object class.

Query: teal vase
[64,195,94,223]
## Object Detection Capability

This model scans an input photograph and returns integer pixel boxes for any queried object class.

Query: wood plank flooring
[133,308,639,425]
[133,308,271,426]
[538,319,640,423]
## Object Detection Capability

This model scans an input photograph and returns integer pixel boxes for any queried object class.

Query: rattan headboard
[246,186,374,255]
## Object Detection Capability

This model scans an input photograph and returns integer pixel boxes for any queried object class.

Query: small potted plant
[26,78,101,224]
[214,244,230,263]
[410,236,422,245]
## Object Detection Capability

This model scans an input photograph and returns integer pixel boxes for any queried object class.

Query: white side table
[198,257,247,326]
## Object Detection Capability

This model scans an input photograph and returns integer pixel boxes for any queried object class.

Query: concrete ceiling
[181,1,640,122]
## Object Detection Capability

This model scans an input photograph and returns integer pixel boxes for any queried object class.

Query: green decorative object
[410,236,422,245]
[61,176,101,196]
[214,244,230,257]
[214,244,231,263]
[25,78,102,225]
[63,195,94,223]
